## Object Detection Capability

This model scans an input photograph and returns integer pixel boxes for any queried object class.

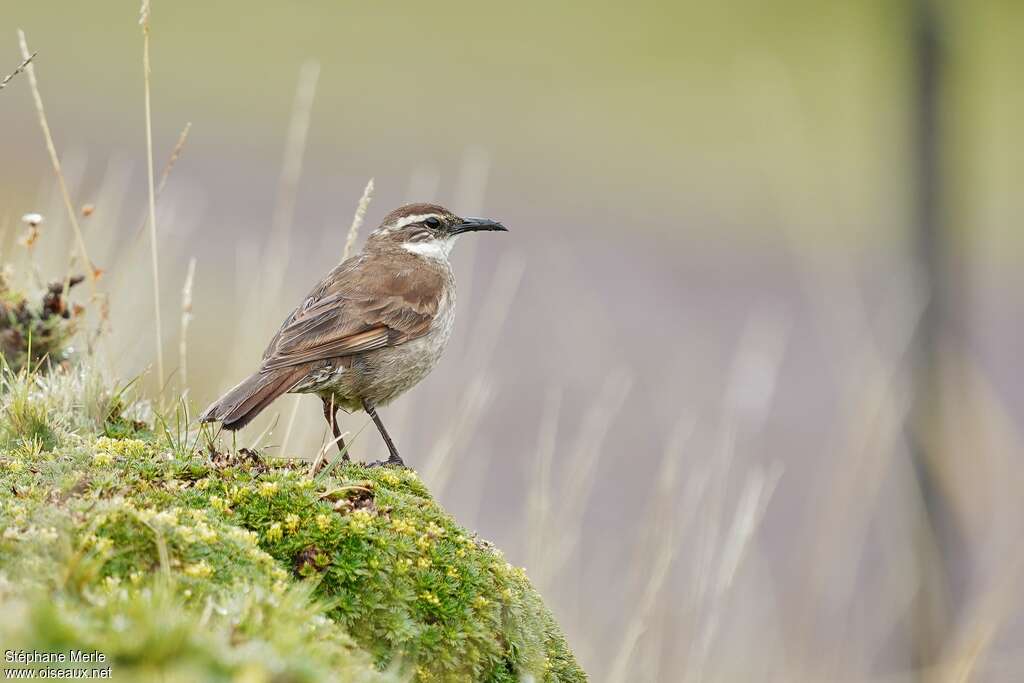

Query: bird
[199,203,508,467]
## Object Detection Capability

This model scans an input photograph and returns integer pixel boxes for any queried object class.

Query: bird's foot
[365,455,406,469]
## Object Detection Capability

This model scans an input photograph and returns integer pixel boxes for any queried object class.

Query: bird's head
[365,203,507,260]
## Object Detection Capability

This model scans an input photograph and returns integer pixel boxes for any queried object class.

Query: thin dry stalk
[545,369,633,580]
[341,178,374,262]
[446,147,491,357]
[420,255,524,490]
[462,254,525,371]
[16,31,99,299]
[684,463,782,683]
[266,60,320,281]
[607,526,677,683]
[178,257,196,392]
[139,3,165,388]
[421,376,493,492]
[279,396,302,458]
[246,411,280,452]
[230,60,318,381]
[0,50,35,91]
[526,386,561,582]
[132,121,193,244]
[606,415,694,683]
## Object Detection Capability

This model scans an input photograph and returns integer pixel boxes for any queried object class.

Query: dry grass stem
[227,60,318,372]
[178,256,196,392]
[421,377,493,493]
[16,31,99,300]
[266,60,320,278]
[545,369,633,581]
[526,386,561,582]
[446,147,491,357]
[279,396,302,459]
[132,121,193,244]
[606,415,693,683]
[139,2,165,389]
[0,50,35,91]
[246,412,280,452]
[421,255,523,491]
[341,178,374,262]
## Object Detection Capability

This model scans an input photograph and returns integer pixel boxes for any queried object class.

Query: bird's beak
[451,217,508,235]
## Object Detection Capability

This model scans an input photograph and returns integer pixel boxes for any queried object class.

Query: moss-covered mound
[0,363,585,682]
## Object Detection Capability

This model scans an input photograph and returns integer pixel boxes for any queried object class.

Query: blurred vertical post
[909,0,954,676]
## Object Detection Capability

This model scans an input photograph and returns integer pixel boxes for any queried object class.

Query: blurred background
[2,0,1023,679]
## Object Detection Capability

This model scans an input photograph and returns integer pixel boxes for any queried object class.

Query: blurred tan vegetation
[2,0,1024,680]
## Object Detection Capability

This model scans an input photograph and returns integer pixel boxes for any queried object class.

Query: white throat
[402,237,455,261]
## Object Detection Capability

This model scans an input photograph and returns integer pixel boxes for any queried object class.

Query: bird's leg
[362,399,404,467]
[321,396,348,459]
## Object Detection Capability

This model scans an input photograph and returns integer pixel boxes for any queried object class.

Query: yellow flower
[195,478,210,490]
[417,556,432,569]
[272,580,288,594]
[316,514,331,532]
[271,567,289,582]
[176,525,197,544]
[153,509,179,526]
[419,591,440,606]
[7,460,24,473]
[184,560,213,578]
[425,522,445,537]
[258,481,279,497]
[92,452,113,466]
[378,471,400,486]
[266,522,283,542]
[473,596,489,608]
[209,496,230,513]
[396,558,413,574]
[284,513,300,533]
[196,522,217,543]
[416,535,433,551]
[349,509,372,533]
[95,437,148,458]
[390,518,415,535]
[446,565,459,578]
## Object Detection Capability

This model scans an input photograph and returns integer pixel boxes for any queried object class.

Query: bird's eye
[424,217,441,229]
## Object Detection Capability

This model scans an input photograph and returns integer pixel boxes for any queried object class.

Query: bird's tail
[199,366,305,431]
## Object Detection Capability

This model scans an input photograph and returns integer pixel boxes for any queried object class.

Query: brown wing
[260,253,444,371]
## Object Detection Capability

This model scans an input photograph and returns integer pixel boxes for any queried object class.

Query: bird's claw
[366,457,406,469]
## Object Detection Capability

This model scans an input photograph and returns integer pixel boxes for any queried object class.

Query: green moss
[0,365,586,682]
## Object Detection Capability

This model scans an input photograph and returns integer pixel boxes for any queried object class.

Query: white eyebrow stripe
[388,213,443,232]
